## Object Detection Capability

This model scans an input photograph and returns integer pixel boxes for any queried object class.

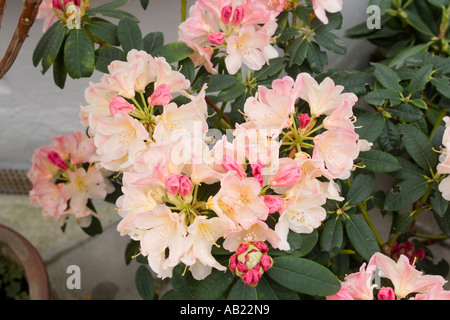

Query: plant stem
[359,201,384,247]
[181,0,187,22]
[415,233,449,241]
[205,96,231,127]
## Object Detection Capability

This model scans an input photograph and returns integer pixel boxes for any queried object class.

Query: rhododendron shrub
[28,0,450,300]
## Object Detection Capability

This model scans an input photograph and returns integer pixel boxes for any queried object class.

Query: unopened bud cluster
[229,241,273,287]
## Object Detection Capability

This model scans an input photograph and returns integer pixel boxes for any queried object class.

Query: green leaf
[354,109,384,143]
[306,41,327,73]
[391,212,414,234]
[143,32,164,55]
[430,187,449,217]
[178,58,195,83]
[391,156,427,180]
[399,124,438,170]
[193,269,235,300]
[388,43,432,69]
[41,22,66,74]
[95,0,129,9]
[378,119,401,152]
[266,256,341,296]
[364,89,402,106]
[390,103,423,122]
[320,218,343,253]
[345,215,380,261]
[227,280,258,300]
[95,46,126,73]
[287,36,308,67]
[313,28,346,55]
[404,6,436,37]
[434,210,450,236]
[81,215,103,236]
[85,20,119,46]
[216,81,246,102]
[279,230,319,258]
[431,77,450,99]
[255,276,300,300]
[358,149,401,173]
[407,64,433,94]
[117,17,143,53]
[346,173,376,205]
[372,63,403,93]
[383,177,430,211]
[64,28,95,78]
[85,8,139,22]
[33,21,64,67]
[253,57,285,81]
[124,239,140,265]
[152,42,194,63]
[206,74,238,93]
[52,48,67,89]
[410,99,428,110]
[140,0,150,10]
[135,265,154,300]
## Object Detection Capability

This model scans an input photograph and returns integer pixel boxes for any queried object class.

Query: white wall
[0,0,372,171]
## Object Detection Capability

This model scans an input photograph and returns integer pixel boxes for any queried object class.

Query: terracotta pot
[0,224,50,300]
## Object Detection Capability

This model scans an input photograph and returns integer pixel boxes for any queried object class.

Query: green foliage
[0,243,29,300]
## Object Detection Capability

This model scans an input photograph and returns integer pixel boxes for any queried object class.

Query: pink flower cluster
[27,131,113,226]
[326,252,450,300]
[70,37,369,282]
[229,241,274,287]
[437,116,450,200]
[391,241,425,265]
[178,0,284,75]
[37,0,88,32]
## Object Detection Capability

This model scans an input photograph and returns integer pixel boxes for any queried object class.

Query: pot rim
[0,223,50,300]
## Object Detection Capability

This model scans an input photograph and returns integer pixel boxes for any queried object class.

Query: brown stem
[205,96,231,127]
[0,0,43,79]
[0,0,6,30]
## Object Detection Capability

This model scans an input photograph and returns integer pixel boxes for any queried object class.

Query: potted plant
[0,224,50,300]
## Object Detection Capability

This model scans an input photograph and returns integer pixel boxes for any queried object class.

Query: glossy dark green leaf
[266,256,341,296]
[227,280,258,300]
[383,177,430,211]
[117,16,143,52]
[306,41,327,73]
[85,20,119,45]
[253,57,285,81]
[85,7,139,22]
[434,210,450,236]
[216,81,246,102]
[255,276,300,300]
[391,156,427,180]
[41,22,67,74]
[372,62,403,92]
[346,173,376,205]
[140,0,150,10]
[364,89,402,106]
[391,212,414,234]
[81,215,103,236]
[178,58,195,83]
[378,119,401,152]
[64,28,95,78]
[143,32,164,55]
[33,21,63,67]
[135,265,154,300]
[358,149,401,173]
[206,74,238,93]
[313,28,346,55]
[354,109,384,143]
[388,43,431,69]
[407,64,433,94]
[52,48,67,89]
[287,37,308,67]
[390,103,423,122]
[152,42,194,63]
[124,239,140,265]
[430,187,449,218]
[399,124,438,170]
[404,6,435,37]
[345,215,380,261]
[320,218,343,253]
[95,46,126,73]
[193,269,235,300]
[431,77,450,99]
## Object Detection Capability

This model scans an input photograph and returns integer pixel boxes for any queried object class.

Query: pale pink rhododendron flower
[27,131,113,226]
[312,0,343,25]
[178,0,282,75]
[326,252,450,300]
[437,117,450,200]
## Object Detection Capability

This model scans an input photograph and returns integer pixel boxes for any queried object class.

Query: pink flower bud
[242,268,262,287]
[236,243,248,256]
[52,0,64,10]
[165,173,181,195]
[148,84,172,106]
[270,163,302,187]
[298,113,311,129]
[377,287,395,300]
[222,154,245,179]
[179,175,193,197]
[229,255,237,272]
[109,96,135,116]
[251,160,264,186]
[260,255,273,271]
[413,248,425,262]
[253,241,268,253]
[263,195,284,214]
[232,6,245,26]
[208,32,226,46]
[221,5,233,24]
[47,151,68,171]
